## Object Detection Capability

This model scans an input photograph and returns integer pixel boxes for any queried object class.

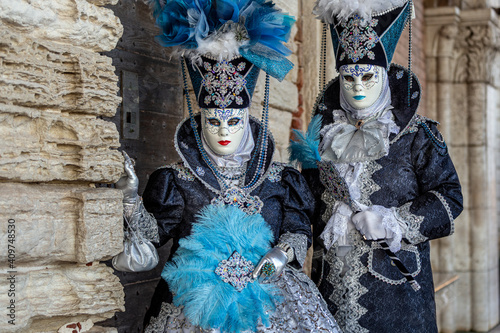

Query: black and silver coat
[301,64,463,333]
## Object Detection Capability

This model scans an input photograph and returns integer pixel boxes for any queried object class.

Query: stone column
[0,0,125,332]
[425,6,500,332]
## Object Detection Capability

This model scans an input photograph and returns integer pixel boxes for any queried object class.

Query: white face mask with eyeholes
[201,108,247,156]
[339,64,387,117]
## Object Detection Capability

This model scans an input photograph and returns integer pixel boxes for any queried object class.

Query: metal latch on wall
[121,70,140,140]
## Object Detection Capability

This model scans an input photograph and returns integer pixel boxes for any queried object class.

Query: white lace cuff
[319,201,353,250]
[368,205,403,252]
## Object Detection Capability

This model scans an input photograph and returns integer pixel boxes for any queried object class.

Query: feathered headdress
[148,0,295,81]
[313,0,407,24]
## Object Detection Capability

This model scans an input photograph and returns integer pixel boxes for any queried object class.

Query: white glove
[252,247,288,283]
[352,208,395,240]
[115,151,139,206]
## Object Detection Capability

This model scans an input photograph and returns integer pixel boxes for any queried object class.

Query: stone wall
[424,4,500,332]
[0,0,125,332]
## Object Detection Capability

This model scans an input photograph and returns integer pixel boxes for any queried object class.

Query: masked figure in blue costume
[289,1,463,332]
[113,1,342,332]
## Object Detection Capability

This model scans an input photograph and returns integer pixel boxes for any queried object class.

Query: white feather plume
[173,30,249,64]
[196,31,246,60]
[313,0,407,24]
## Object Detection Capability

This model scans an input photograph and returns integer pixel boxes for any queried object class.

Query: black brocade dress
[140,115,341,332]
[303,64,463,333]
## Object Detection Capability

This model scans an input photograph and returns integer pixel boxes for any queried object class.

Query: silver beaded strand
[408,0,413,107]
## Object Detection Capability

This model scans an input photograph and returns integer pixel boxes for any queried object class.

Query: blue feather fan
[288,114,322,169]
[162,204,281,332]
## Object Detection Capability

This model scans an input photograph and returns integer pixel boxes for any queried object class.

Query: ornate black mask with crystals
[186,56,260,109]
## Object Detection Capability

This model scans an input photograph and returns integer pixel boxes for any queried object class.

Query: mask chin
[201,108,248,156]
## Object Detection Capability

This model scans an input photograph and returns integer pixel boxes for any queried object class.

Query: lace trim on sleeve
[394,202,427,244]
[430,190,455,236]
[369,205,403,252]
[278,232,308,267]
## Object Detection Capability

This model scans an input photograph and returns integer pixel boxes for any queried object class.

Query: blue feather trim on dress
[161,204,281,333]
[289,114,322,169]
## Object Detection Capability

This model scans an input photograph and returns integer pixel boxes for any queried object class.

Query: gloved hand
[115,151,139,206]
[252,247,288,283]
[352,208,395,240]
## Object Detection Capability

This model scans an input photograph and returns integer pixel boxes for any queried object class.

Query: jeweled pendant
[211,187,263,215]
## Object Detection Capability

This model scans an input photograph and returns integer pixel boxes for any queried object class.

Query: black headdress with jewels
[186,56,260,109]
[314,0,411,70]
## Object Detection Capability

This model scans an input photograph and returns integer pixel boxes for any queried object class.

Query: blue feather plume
[145,0,295,80]
[288,114,322,169]
[162,204,281,332]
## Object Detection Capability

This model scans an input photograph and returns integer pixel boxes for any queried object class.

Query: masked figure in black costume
[113,1,342,332]
[290,1,463,332]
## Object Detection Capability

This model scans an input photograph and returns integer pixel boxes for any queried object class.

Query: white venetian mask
[201,108,247,155]
[339,64,385,110]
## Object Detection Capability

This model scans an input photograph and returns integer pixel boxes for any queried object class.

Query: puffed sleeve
[397,120,463,244]
[301,168,326,239]
[278,166,315,267]
[299,167,326,281]
[142,167,185,247]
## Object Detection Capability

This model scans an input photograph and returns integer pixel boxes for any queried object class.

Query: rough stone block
[248,107,292,161]
[88,326,118,333]
[275,0,299,19]
[76,188,124,263]
[0,264,125,333]
[0,29,121,117]
[0,0,123,52]
[0,183,123,264]
[287,53,299,84]
[88,0,119,6]
[252,76,299,113]
[0,107,123,183]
